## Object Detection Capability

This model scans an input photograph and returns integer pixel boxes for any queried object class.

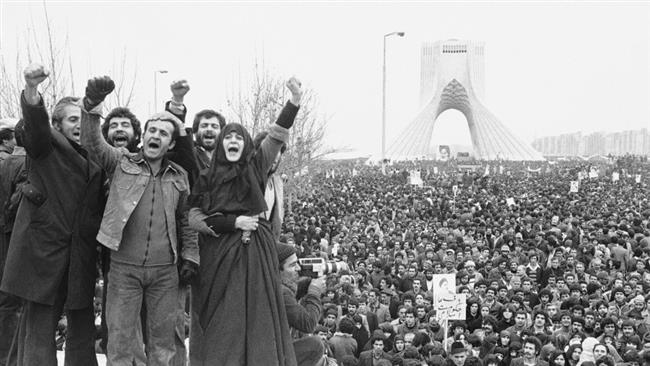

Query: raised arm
[165,79,189,122]
[21,64,53,160]
[256,77,302,172]
[164,79,198,188]
[80,76,122,176]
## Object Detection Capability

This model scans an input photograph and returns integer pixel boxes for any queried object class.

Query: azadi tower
[386,39,544,161]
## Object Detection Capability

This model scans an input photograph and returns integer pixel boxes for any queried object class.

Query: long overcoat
[1,93,106,309]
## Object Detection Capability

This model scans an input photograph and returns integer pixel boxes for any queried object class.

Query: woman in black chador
[188,78,302,366]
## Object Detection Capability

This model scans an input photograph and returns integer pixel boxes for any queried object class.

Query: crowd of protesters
[271,154,650,366]
[0,62,650,366]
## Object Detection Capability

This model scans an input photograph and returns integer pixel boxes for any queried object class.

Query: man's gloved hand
[84,76,115,111]
[179,260,198,285]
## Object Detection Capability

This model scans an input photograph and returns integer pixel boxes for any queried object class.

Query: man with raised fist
[168,78,226,172]
[80,75,198,365]
[0,63,107,366]
[96,79,199,365]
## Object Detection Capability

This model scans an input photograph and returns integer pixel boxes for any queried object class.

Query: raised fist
[170,79,190,101]
[24,63,49,88]
[286,77,303,105]
[85,76,115,105]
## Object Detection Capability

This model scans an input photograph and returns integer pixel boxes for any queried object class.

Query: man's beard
[280,270,298,293]
[109,132,136,151]
[198,133,218,151]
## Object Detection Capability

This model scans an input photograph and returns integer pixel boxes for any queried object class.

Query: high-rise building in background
[532,129,650,157]
[386,39,544,161]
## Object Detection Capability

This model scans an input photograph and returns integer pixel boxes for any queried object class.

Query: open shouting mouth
[112,133,129,147]
[225,144,242,161]
[201,133,217,145]
[148,140,161,150]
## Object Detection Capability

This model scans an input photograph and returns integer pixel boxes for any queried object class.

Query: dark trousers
[1,232,21,366]
[0,291,20,366]
[12,300,97,366]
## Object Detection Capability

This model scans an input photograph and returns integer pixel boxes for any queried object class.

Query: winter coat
[1,92,106,309]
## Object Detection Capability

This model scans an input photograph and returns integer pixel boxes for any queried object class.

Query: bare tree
[0,2,137,117]
[0,54,23,118]
[105,48,138,110]
[227,61,336,210]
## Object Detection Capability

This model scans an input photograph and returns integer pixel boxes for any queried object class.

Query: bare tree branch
[227,59,339,210]
[0,2,137,117]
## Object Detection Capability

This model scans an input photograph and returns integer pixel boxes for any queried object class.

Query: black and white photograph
[0,1,649,365]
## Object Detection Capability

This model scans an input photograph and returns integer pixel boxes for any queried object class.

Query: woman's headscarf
[392,334,405,353]
[190,123,267,216]
[577,337,598,366]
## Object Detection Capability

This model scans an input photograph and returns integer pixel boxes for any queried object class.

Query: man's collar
[130,150,178,175]
[11,146,25,156]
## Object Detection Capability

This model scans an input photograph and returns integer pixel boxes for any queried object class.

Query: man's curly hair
[102,107,141,151]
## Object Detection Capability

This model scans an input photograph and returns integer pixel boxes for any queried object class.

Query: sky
[1,1,648,157]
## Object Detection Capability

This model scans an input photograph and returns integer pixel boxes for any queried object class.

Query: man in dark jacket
[189,108,225,171]
[0,119,25,366]
[358,334,392,366]
[0,120,16,162]
[1,63,106,366]
[278,243,328,366]
[510,336,548,366]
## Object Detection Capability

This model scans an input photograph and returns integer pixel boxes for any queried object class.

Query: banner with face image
[432,274,466,320]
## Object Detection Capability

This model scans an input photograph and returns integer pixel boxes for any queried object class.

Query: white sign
[436,294,467,320]
[570,181,579,193]
[577,171,586,181]
[612,172,620,182]
[636,175,641,184]
[432,273,465,320]
[409,170,423,186]
[589,168,598,179]
[433,166,439,174]
[506,197,515,206]
[452,185,459,196]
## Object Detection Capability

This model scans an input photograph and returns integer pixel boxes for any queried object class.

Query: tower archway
[386,40,544,161]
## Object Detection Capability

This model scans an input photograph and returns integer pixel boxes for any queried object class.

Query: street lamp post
[382,31,405,162]
[153,70,168,112]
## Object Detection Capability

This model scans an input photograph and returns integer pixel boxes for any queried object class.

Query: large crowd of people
[274,155,650,366]
[0,63,649,366]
